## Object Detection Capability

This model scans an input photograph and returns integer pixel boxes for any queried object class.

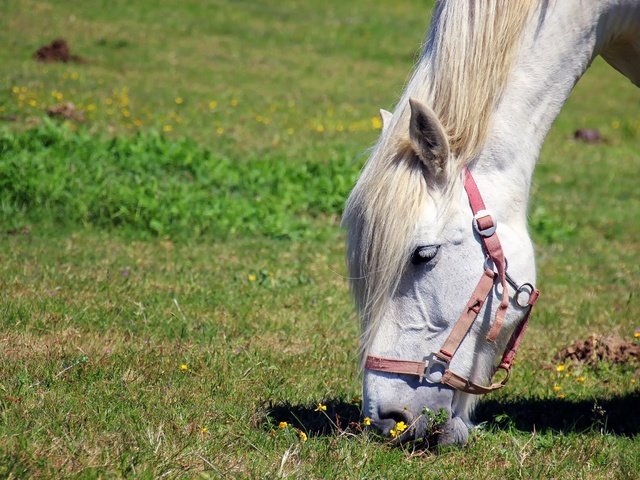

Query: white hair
[342,1,536,360]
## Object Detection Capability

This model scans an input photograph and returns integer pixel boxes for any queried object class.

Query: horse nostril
[382,409,411,424]
[377,409,413,434]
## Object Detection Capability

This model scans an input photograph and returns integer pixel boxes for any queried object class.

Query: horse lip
[388,414,429,444]
[392,414,469,447]
[436,416,470,445]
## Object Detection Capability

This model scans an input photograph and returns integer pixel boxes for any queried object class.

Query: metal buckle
[422,352,449,384]
[473,209,497,237]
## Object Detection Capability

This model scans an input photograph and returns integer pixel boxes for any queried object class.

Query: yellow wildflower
[230,98,238,107]
[180,364,189,371]
[200,427,208,433]
[612,120,620,129]
[362,417,371,426]
[175,97,184,105]
[298,431,307,442]
[216,127,225,135]
[248,274,256,282]
[634,329,640,339]
[163,124,173,133]
[371,116,383,130]
[208,100,218,110]
[553,385,561,392]
[395,421,407,433]
[558,393,566,399]
[314,403,327,412]
[278,421,288,429]
[576,376,586,383]
[555,364,565,372]
[389,429,398,438]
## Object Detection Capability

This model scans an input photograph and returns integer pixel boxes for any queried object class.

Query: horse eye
[411,246,439,265]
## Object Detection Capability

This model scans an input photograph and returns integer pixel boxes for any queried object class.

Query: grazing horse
[342,0,639,445]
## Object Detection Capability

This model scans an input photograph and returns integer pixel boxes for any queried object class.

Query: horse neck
[471,0,640,227]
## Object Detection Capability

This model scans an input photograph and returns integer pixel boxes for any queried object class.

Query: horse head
[344,98,538,445]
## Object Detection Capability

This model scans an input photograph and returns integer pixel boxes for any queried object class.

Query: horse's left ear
[408,98,450,178]
[379,109,392,132]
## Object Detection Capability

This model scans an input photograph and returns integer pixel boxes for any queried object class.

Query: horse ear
[379,109,392,132]
[408,98,450,177]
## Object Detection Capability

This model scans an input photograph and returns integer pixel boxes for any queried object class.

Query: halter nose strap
[364,166,540,395]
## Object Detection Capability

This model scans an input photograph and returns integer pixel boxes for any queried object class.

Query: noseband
[365,167,540,395]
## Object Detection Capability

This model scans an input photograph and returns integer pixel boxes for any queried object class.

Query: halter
[365,167,540,395]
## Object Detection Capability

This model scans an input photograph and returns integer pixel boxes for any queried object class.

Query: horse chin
[437,416,469,446]
[403,413,469,448]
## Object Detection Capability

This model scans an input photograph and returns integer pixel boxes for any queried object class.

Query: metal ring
[483,257,508,274]
[473,209,497,237]
[515,283,535,308]
[422,353,448,384]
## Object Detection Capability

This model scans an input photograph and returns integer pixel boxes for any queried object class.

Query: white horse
[343,0,639,446]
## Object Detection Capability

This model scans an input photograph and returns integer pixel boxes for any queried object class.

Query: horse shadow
[263,390,640,438]
[474,390,640,436]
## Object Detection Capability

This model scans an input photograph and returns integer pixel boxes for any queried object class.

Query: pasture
[1,0,639,478]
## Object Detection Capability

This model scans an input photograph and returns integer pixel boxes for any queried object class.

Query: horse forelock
[342,139,430,362]
[343,1,536,359]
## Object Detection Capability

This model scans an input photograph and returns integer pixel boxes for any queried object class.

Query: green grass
[0,121,359,239]
[1,0,639,478]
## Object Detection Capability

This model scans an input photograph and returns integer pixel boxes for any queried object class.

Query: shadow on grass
[264,400,362,436]
[475,390,640,436]
[264,390,640,437]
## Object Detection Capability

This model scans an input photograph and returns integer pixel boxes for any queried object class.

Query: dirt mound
[34,38,85,63]
[555,333,640,366]
[46,102,84,121]
[573,128,602,144]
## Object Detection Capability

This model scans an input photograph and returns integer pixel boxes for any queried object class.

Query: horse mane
[343,1,536,359]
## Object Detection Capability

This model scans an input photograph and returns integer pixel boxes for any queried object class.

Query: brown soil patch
[34,38,85,63]
[573,128,602,144]
[46,102,84,121]
[554,333,640,366]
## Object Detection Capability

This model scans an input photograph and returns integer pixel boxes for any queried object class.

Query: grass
[1,0,639,478]
[0,121,359,239]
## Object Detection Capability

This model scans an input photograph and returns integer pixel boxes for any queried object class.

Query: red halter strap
[364,167,540,395]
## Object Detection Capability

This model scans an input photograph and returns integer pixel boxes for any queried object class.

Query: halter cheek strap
[364,167,540,395]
